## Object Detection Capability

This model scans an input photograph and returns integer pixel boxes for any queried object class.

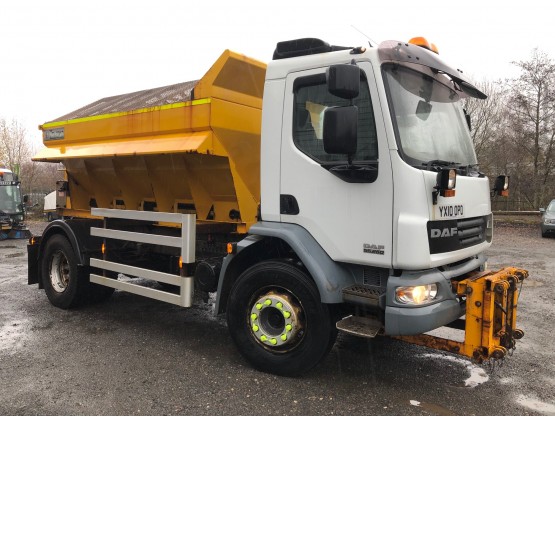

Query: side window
[293,72,378,163]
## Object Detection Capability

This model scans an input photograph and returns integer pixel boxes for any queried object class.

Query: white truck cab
[244,38,493,340]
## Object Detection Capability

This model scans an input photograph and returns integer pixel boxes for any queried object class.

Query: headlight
[395,284,438,305]
[544,218,555,224]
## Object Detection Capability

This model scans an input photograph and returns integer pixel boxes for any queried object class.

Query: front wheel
[227,261,336,376]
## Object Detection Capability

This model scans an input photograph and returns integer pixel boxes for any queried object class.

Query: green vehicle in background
[0,167,31,240]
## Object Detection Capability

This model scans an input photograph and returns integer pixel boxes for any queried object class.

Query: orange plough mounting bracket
[396,267,529,363]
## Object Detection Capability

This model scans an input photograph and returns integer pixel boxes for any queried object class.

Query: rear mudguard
[28,219,104,287]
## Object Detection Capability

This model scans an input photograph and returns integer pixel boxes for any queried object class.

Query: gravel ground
[0,217,553,415]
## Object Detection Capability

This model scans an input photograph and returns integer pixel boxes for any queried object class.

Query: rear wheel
[227,261,335,376]
[41,235,89,309]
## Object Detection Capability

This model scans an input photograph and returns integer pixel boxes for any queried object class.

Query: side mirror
[494,175,510,197]
[436,168,457,198]
[539,208,545,213]
[23,195,29,203]
[327,64,360,99]
[323,106,358,155]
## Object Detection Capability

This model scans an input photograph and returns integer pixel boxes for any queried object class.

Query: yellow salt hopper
[34,50,267,234]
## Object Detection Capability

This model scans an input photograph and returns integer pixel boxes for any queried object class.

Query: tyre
[41,234,89,309]
[89,281,115,303]
[89,268,116,303]
[226,260,336,376]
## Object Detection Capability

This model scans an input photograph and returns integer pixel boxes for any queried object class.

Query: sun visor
[378,40,487,99]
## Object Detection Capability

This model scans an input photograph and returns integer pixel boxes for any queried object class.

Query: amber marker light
[179,256,183,269]
[408,36,439,54]
[227,242,237,255]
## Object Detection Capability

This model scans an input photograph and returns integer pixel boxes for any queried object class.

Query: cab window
[293,73,378,164]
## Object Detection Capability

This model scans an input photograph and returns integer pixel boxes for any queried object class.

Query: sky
[2,0,554,150]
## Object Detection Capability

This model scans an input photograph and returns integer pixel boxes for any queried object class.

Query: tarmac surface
[1,218,553,415]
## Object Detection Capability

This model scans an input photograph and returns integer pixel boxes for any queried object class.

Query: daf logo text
[363,243,385,255]
[431,227,458,238]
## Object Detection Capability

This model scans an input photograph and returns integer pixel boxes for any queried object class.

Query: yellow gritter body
[34,51,267,233]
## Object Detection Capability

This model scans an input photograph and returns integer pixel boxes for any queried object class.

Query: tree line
[2,48,555,209]
[0,118,60,197]
[464,49,555,209]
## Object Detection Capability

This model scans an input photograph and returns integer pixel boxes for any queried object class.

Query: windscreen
[0,185,22,213]
[383,64,477,168]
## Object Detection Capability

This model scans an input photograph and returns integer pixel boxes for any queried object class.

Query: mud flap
[396,267,529,363]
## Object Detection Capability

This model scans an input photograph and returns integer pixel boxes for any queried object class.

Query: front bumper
[384,254,486,336]
[541,220,555,236]
[396,266,529,363]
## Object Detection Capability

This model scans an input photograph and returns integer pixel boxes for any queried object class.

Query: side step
[342,285,382,307]
[336,315,383,338]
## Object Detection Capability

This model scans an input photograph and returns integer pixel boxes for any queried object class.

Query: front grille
[427,215,489,254]
[363,267,388,288]
[457,217,486,247]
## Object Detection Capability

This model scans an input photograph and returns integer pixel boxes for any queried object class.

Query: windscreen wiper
[422,159,460,170]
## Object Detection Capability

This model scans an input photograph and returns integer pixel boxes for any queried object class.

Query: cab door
[279,62,393,267]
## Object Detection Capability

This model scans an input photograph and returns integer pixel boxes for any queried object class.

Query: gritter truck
[29,37,528,376]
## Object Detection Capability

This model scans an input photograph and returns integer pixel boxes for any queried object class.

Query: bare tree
[463,51,555,209]
[506,49,555,207]
[25,160,63,193]
[0,117,32,177]
[1,117,61,197]
[463,80,523,208]
[463,79,506,163]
